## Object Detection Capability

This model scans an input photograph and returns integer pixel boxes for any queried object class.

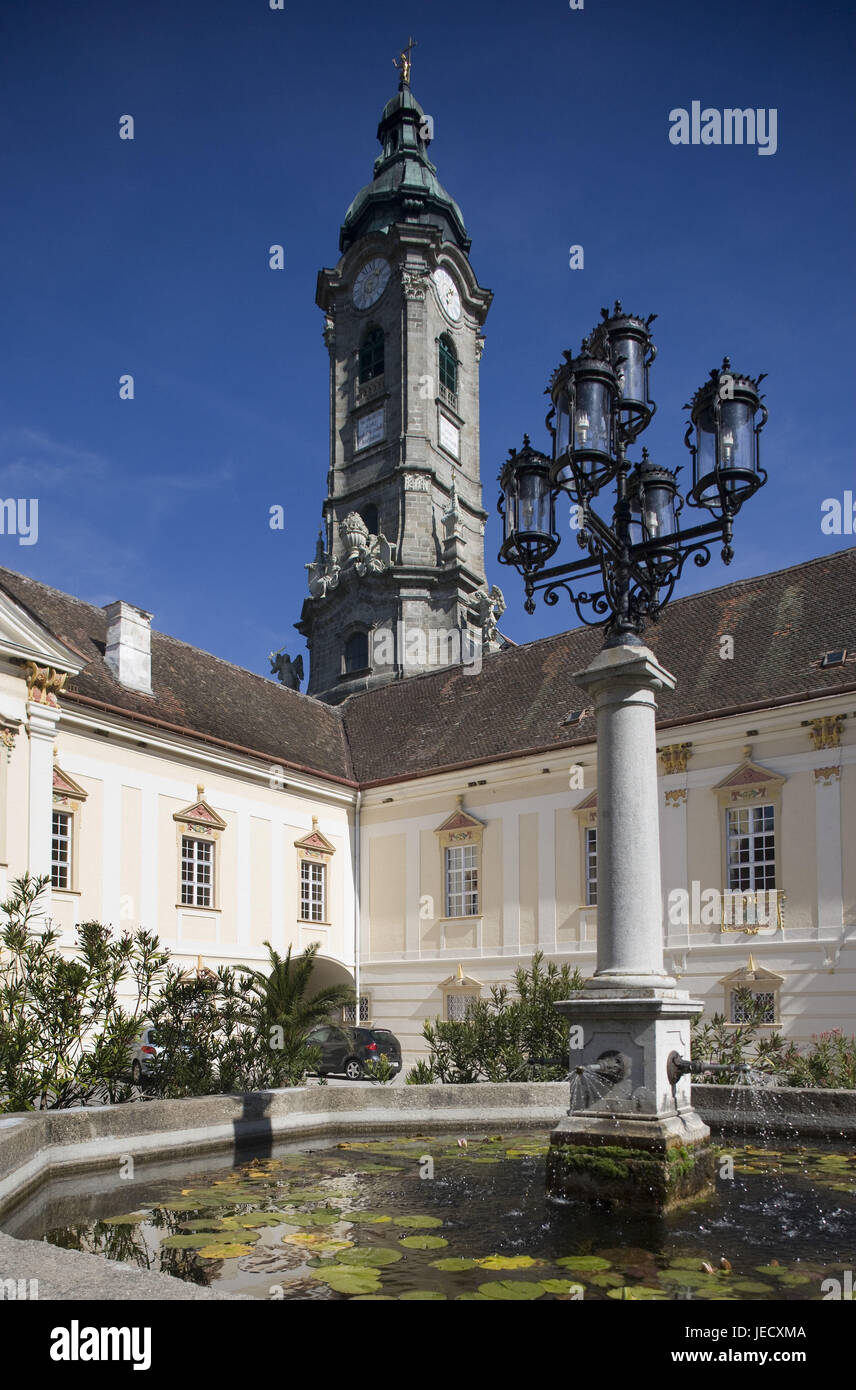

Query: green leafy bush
[0,875,167,1111]
[412,952,583,1084]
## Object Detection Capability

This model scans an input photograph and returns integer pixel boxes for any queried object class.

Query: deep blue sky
[1,0,853,676]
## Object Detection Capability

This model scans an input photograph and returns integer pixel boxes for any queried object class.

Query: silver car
[128,1024,160,1084]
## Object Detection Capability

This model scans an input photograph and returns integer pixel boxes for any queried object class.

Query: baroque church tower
[296,56,503,703]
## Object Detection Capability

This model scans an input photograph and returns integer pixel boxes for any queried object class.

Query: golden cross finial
[393,36,417,86]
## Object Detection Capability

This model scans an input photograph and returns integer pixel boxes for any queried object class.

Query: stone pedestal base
[546,990,715,1211]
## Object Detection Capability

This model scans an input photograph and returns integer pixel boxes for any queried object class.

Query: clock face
[433,267,461,322]
[352,258,391,310]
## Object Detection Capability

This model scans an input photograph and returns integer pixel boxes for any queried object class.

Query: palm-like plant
[236,941,355,1085]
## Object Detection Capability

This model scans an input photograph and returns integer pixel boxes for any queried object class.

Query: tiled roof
[2,547,854,789]
[0,567,354,784]
[341,548,856,784]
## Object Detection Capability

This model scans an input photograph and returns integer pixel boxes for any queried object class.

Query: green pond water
[11,1132,856,1300]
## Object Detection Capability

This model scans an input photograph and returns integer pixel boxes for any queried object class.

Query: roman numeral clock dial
[433,267,461,322]
[352,257,391,309]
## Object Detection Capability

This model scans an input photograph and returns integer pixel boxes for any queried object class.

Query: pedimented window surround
[719,957,784,1026]
[440,965,482,1021]
[713,759,786,930]
[173,786,226,911]
[295,817,335,924]
[435,799,484,926]
[51,762,88,893]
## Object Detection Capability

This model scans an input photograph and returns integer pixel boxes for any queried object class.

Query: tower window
[359,327,384,384]
[439,335,458,395]
[344,631,369,673]
[360,504,378,535]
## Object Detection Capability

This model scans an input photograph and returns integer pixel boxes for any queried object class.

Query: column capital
[574,642,675,698]
[27,699,62,739]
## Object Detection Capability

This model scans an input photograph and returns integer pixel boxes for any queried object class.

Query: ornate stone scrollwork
[306,530,341,600]
[25,662,68,706]
[659,742,692,776]
[338,512,396,577]
[807,715,844,750]
[400,267,428,302]
[305,516,397,601]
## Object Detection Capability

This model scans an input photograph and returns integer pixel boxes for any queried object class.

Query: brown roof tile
[342,548,856,784]
[0,567,354,784]
[2,547,854,790]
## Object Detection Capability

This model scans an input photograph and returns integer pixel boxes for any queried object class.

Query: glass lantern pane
[614,336,645,404]
[519,470,551,535]
[574,378,610,455]
[695,404,717,494]
[720,397,756,482]
[555,394,570,457]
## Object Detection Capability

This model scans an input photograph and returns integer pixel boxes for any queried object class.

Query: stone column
[547,642,713,1211]
[574,643,676,990]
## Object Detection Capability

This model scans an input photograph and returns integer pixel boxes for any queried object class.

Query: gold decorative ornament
[658,742,692,775]
[25,662,68,706]
[807,715,844,750]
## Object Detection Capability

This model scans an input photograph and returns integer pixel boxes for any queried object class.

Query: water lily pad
[456,1292,490,1300]
[477,1254,540,1270]
[607,1286,668,1300]
[282,1232,353,1252]
[337,1247,403,1267]
[345,1212,393,1224]
[399,1290,447,1300]
[732,1280,773,1293]
[555,1255,611,1272]
[668,1256,716,1270]
[399,1235,449,1250]
[196,1242,255,1259]
[478,1280,545,1301]
[430,1257,480,1272]
[588,1272,626,1288]
[350,1295,396,1300]
[179,1219,229,1232]
[102,1212,146,1225]
[314,1266,383,1295]
[774,1272,811,1286]
[540,1279,585,1296]
[392,1215,444,1229]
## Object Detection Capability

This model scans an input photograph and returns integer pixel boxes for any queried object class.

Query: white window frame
[726,803,776,893]
[300,857,327,923]
[51,809,73,890]
[181,834,214,908]
[584,825,598,906]
[445,842,479,918]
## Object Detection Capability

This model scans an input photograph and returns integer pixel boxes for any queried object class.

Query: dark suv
[305,1024,402,1080]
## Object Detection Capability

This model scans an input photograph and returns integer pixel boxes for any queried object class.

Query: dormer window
[359,326,384,384]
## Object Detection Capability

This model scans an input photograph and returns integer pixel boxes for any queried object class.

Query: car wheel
[131,1060,142,1085]
[344,1058,363,1081]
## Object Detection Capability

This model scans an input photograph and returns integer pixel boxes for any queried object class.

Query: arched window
[360,504,378,536]
[439,334,458,395]
[359,327,384,384]
[344,631,369,674]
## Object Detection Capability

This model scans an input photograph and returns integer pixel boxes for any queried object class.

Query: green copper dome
[340,83,469,253]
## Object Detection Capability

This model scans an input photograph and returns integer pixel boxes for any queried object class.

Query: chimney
[103,600,153,694]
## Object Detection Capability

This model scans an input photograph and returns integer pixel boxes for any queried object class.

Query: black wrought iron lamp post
[498,302,768,643]
[503,305,771,1209]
